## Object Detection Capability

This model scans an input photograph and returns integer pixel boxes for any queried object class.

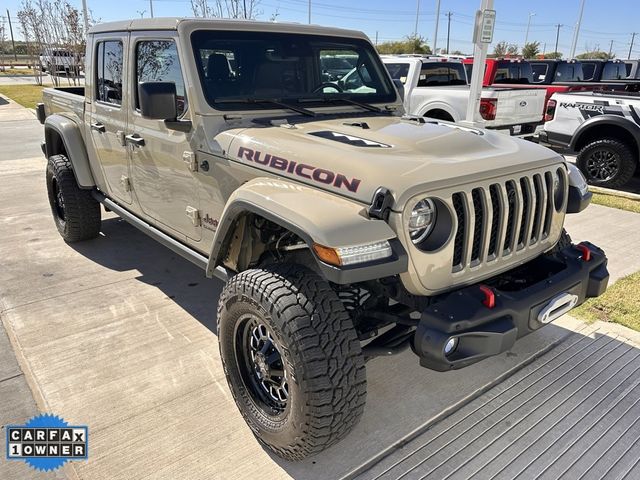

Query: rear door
[127,32,201,241]
[87,34,132,204]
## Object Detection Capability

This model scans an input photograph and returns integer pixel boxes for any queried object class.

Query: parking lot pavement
[0,95,45,161]
[2,103,640,479]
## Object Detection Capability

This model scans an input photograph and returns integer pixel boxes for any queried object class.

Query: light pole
[433,0,441,53]
[524,12,535,46]
[414,0,420,37]
[81,0,89,31]
[569,0,586,59]
[149,0,154,18]
[308,0,311,24]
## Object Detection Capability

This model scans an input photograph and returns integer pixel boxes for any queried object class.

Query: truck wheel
[46,155,101,242]
[577,139,636,189]
[217,264,366,460]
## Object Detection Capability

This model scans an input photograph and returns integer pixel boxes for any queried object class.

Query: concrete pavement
[1,94,640,479]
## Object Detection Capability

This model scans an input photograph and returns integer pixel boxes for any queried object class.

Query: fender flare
[205,178,408,284]
[570,114,640,154]
[44,114,95,189]
[418,102,459,122]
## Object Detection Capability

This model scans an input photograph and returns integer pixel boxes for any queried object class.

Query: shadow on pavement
[70,216,224,335]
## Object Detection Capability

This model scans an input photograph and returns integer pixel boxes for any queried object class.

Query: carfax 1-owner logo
[5,414,88,472]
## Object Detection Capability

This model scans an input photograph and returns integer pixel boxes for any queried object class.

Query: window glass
[555,63,584,82]
[190,30,396,109]
[531,63,548,83]
[385,63,410,84]
[602,62,626,80]
[136,40,187,116]
[417,63,467,86]
[96,41,123,105]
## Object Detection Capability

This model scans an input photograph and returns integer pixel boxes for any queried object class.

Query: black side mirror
[393,79,405,102]
[138,81,178,120]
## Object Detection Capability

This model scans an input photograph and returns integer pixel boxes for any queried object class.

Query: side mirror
[138,81,178,120]
[393,79,405,102]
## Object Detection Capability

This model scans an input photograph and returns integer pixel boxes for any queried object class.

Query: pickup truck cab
[384,56,546,136]
[37,18,608,460]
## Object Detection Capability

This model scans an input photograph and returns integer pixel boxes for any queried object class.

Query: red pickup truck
[463,58,602,117]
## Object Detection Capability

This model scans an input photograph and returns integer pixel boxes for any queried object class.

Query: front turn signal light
[313,241,393,267]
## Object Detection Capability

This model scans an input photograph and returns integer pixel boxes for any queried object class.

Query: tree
[376,35,432,55]
[507,43,519,56]
[576,51,615,60]
[190,0,261,18]
[544,51,563,59]
[522,41,540,59]
[493,41,508,57]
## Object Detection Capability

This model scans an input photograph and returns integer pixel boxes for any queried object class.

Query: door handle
[125,134,145,147]
[90,122,106,133]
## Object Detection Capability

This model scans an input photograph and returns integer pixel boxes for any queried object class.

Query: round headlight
[409,198,437,244]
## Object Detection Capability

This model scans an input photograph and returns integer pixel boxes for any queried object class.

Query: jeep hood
[216,115,562,209]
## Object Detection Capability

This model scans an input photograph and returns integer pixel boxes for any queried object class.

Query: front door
[87,35,132,204]
[127,34,200,241]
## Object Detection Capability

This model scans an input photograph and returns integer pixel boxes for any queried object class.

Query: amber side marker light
[312,241,393,267]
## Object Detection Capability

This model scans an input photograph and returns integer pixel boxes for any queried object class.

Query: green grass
[0,68,36,75]
[573,271,640,331]
[591,192,640,214]
[0,84,45,109]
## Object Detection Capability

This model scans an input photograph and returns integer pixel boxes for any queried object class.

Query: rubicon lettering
[237,147,361,193]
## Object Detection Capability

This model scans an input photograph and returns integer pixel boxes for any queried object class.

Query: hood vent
[309,130,392,148]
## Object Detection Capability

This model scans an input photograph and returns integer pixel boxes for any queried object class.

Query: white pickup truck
[540,90,640,188]
[382,56,546,136]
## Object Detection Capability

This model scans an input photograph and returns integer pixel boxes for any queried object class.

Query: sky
[2,0,640,58]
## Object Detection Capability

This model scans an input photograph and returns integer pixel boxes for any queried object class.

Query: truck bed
[42,86,85,119]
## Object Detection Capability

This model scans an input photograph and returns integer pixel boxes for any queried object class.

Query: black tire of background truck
[46,154,101,242]
[577,138,636,189]
[217,263,367,460]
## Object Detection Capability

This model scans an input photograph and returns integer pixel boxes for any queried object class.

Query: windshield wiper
[298,96,383,113]
[214,97,316,117]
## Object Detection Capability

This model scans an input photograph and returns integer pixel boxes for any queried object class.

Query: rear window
[494,62,533,83]
[531,63,548,83]
[602,62,627,80]
[555,63,584,82]
[384,63,411,84]
[417,62,467,86]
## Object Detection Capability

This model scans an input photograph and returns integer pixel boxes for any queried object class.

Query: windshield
[191,30,396,110]
[495,61,533,83]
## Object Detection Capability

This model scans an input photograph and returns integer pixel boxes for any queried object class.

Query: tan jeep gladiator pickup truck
[37,18,609,460]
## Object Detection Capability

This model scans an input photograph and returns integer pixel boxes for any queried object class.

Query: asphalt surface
[1,93,639,480]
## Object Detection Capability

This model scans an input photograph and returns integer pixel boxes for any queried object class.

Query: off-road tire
[217,264,366,460]
[46,154,101,242]
[577,138,636,189]
[551,228,572,254]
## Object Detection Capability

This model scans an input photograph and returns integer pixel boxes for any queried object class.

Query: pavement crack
[0,372,24,384]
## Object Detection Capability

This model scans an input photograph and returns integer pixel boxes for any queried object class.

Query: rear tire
[577,138,636,189]
[217,263,366,460]
[46,154,101,242]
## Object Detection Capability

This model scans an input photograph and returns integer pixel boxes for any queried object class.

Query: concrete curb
[590,186,640,201]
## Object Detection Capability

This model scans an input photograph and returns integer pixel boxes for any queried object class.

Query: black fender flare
[44,114,95,189]
[570,114,640,154]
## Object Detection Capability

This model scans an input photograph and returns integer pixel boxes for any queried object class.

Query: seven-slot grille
[451,171,559,272]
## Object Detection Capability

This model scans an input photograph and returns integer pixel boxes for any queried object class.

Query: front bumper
[413,242,609,371]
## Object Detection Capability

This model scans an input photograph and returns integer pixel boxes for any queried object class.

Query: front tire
[577,138,636,189]
[46,154,101,242]
[217,264,366,460]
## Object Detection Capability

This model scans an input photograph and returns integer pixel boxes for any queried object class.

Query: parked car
[383,56,546,135]
[463,58,604,116]
[540,90,640,188]
[39,49,82,75]
[38,17,608,460]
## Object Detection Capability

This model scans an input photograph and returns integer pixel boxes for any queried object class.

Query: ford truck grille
[451,172,558,273]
